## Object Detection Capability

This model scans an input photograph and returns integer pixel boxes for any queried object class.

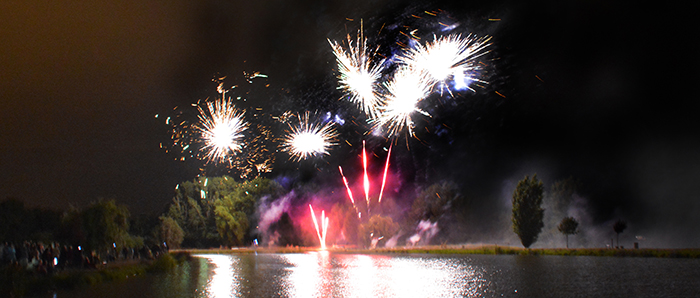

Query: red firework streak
[378,144,392,203]
[339,141,392,216]
[362,140,370,207]
[338,165,356,209]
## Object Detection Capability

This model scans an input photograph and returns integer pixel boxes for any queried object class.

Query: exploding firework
[328,23,385,119]
[196,97,248,164]
[159,73,272,176]
[280,112,339,161]
[309,204,329,250]
[372,66,432,137]
[398,34,491,93]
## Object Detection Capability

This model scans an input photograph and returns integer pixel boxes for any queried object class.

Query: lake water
[43,252,700,297]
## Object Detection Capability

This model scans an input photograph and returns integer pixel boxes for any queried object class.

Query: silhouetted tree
[214,177,282,246]
[359,214,399,248]
[408,181,460,224]
[613,219,627,248]
[59,199,133,253]
[165,176,282,247]
[331,202,360,246]
[158,216,184,249]
[512,175,545,248]
[0,198,61,243]
[557,216,579,248]
[269,212,301,247]
[541,177,580,244]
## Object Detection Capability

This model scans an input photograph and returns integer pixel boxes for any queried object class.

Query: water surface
[44,252,700,297]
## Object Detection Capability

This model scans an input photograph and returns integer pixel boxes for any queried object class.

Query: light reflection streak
[193,253,487,297]
[282,252,486,297]
[194,254,239,298]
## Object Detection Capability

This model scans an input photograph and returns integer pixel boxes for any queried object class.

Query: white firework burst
[281,112,339,161]
[373,66,432,137]
[196,97,248,163]
[329,26,385,119]
[398,34,491,92]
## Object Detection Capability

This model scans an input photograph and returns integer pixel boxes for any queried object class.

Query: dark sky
[1,1,698,244]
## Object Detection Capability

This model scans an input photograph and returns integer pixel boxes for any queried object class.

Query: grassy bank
[175,245,700,258]
[376,246,700,258]
[1,252,190,297]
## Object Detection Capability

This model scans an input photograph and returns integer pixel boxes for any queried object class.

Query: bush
[148,253,177,272]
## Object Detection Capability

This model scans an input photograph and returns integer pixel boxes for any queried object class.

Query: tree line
[1,198,141,255]
[512,174,628,249]
[2,174,631,251]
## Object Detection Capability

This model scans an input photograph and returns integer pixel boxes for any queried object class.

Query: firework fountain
[309,204,329,250]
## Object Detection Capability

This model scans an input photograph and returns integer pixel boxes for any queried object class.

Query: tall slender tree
[512,175,545,248]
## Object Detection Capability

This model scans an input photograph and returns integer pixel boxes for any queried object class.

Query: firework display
[280,112,339,161]
[196,97,248,164]
[159,11,493,249]
[372,66,433,137]
[338,165,357,209]
[337,140,392,220]
[328,25,385,119]
[309,204,329,250]
[328,20,492,138]
[377,144,392,203]
[397,34,491,93]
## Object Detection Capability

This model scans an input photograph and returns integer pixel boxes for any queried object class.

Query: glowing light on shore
[309,205,329,250]
[328,22,384,118]
[281,112,339,161]
[196,97,248,164]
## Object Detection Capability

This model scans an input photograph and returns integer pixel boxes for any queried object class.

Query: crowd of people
[1,241,165,275]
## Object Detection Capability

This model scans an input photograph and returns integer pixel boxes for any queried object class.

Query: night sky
[1,1,698,246]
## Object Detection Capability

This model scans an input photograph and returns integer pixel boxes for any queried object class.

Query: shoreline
[174,245,700,258]
[1,253,185,297]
